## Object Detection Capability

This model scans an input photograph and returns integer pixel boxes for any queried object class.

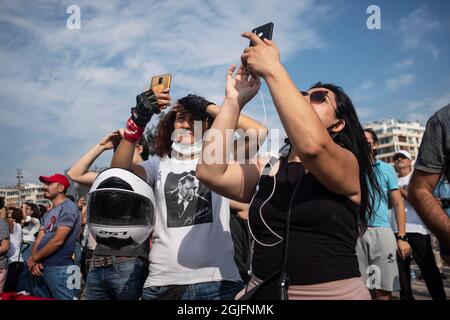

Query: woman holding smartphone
[112,78,266,300]
[196,33,382,299]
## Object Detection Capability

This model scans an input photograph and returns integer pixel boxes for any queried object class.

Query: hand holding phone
[150,74,172,92]
[249,22,274,46]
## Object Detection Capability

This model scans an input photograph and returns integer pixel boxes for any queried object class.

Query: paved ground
[393,264,450,300]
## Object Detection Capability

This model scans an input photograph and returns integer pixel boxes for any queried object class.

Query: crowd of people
[0,31,449,300]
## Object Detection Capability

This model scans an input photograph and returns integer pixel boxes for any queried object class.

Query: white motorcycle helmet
[88,168,155,251]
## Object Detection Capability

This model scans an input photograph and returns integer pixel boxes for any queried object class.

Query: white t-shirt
[22,217,41,243]
[139,156,241,287]
[8,222,23,263]
[391,172,428,235]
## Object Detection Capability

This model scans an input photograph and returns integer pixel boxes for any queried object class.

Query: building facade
[0,183,49,207]
[365,119,425,164]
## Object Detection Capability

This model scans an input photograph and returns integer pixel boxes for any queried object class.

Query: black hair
[0,196,4,210]
[307,82,382,235]
[138,135,150,161]
[24,202,41,220]
[179,174,196,185]
[177,94,214,123]
[363,128,378,144]
[38,204,47,216]
[8,207,23,224]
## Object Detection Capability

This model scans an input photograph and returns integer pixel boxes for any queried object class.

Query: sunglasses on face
[393,155,408,161]
[301,90,330,104]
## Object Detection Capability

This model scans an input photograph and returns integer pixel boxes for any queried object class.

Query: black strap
[281,160,304,270]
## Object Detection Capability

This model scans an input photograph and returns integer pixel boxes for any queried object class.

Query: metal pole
[16,168,23,207]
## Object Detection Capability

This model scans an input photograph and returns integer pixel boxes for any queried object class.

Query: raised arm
[206,104,268,160]
[111,88,171,179]
[67,130,122,186]
[241,33,360,201]
[196,65,263,202]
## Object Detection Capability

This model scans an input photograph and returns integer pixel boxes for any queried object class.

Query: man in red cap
[26,173,81,300]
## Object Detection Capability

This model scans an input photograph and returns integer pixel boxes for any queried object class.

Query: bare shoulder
[131,164,148,182]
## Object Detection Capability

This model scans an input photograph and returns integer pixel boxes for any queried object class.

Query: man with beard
[27,174,81,300]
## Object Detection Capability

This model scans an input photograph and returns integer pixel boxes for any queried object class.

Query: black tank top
[249,157,361,285]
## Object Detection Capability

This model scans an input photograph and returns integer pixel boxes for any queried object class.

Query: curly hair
[7,207,24,224]
[153,94,215,158]
[154,110,177,158]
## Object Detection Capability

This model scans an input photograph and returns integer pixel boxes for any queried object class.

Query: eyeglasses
[301,90,337,112]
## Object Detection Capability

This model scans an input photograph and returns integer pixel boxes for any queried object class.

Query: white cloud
[404,92,450,123]
[397,5,441,59]
[0,0,330,185]
[351,79,375,104]
[358,79,374,91]
[385,74,415,91]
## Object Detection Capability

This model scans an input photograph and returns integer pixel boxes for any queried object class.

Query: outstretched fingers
[227,64,237,81]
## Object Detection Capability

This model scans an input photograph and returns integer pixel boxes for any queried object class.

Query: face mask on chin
[171,139,203,156]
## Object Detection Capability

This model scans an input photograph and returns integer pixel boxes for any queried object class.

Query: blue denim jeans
[17,242,34,294]
[85,257,148,300]
[34,265,75,300]
[141,280,244,300]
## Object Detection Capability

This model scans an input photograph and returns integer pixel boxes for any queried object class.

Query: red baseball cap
[39,174,70,190]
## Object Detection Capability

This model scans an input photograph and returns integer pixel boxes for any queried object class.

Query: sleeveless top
[249,157,361,285]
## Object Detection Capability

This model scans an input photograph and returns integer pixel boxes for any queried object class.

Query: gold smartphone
[150,74,172,92]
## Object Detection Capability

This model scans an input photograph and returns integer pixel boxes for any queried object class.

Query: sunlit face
[303,88,338,129]
[178,178,199,201]
[393,154,411,171]
[364,131,378,154]
[43,182,63,200]
[173,111,209,145]
[23,204,33,217]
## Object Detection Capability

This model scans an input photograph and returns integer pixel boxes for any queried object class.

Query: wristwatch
[396,234,408,241]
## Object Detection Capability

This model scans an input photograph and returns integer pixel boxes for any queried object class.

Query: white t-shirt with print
[139,156,241,287]
[391,172,428,235]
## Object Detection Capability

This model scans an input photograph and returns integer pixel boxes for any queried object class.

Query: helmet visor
[89,190,154,227]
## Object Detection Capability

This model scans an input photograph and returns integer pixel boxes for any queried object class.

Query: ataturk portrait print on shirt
[164,171,212,227]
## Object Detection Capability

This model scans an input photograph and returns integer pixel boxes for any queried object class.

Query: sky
[0,0,449,186]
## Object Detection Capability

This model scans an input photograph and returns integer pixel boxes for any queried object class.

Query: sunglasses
[301,90,330,104]
[393,155,408,161]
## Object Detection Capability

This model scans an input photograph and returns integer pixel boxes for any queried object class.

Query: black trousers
[397,233,446,300]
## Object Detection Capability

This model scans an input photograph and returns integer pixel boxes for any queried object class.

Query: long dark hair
[307,82,381,235]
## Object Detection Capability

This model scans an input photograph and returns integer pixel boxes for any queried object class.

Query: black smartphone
[250,22,274,46]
